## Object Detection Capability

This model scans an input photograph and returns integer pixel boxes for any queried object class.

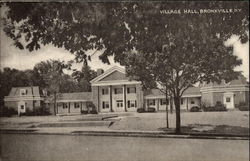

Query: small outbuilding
[4,86,44,115]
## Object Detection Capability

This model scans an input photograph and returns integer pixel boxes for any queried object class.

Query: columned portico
[90,66,142,113]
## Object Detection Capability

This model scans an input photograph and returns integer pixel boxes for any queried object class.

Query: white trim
[200,85,249,93]
[4,96,44,101]
[90,66,125,83]
[57,100,89,103]
[145,94,201,99]
[145,96,165,99]
[92,80,141,86]
[182,94,201,98]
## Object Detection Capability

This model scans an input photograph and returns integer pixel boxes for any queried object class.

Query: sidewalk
[1,125,249,140]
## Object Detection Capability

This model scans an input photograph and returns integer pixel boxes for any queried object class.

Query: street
[0,134,249,161]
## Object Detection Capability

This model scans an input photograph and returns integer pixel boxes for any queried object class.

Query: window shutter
[134,87,136,93]
[128,100,130,108]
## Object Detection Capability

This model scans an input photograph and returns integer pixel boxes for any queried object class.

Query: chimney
[96,69,104,76]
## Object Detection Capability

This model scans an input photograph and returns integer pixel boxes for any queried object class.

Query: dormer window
[20,89,27,96]
[224,80,231,86]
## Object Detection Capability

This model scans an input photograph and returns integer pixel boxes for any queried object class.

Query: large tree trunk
[53,92,57,115]
[165,91,169,128]
[170,95,173,113]
[174,96,181,134]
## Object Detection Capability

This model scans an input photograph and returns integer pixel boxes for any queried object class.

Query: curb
[0,128,249,140]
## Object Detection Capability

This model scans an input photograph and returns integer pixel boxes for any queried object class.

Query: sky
[0,28,122,74]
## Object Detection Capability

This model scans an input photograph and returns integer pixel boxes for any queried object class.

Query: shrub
[214,101,227,111]
[85,102,98,114]
[147,107,156,112]
[190,106,201,112]
[203,106,215,112]
[137,107,155,113]
[202,101,227,112]
[237,102,249,111]
[0,107,17,117]
[23,107,51,116]
[90,109,98,114]
[82,110,88,114]
[137,108,145,113]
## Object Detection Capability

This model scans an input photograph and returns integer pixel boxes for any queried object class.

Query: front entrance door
[223,93,235,109]
[18,101,26,115]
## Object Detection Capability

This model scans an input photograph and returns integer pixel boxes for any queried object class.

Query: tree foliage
[2,2,248,63]
[2,1,249,132]
[72,63,97,92]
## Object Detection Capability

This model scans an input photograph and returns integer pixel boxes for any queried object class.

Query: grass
[159,124,249,136]
[110,111,249,135]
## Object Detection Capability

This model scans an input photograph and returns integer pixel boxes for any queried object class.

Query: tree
[2,2,249,133]
[34,59,72,115]
[72,63,97,92]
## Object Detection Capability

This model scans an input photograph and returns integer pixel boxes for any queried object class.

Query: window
[63,103,68,109]
[181,98,184,105]
[127,87,136,94]
[102,88,109,95]
[116,100,123,108]
[20,89,27,96]
[20,105,24,109]
[102,101,109,109]
[74,102,80,108]
[114,88,123,94]
[160,99,166,105]
[149,100,155,106]
[128,100,137,108]
[226,97,231,102]
[57,102,63,107]
[191,100,195,104]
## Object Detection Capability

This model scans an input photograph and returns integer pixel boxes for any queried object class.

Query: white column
[123,85,127,112]
[109,85,113,112]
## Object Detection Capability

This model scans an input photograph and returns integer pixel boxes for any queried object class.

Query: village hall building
[4,66,249,115]
[90,66,249,113]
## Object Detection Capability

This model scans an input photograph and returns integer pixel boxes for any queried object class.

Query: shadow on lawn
[159,124,249,136]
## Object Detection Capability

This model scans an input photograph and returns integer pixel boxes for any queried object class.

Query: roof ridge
[90,65,125,83]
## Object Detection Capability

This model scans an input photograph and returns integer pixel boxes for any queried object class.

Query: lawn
[110,111,249,135]
[1,111,249,135]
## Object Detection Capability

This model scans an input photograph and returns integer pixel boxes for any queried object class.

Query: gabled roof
[6,86,41,97]
[144,87,201,98]
[200,75,249,87]
[183,87,201,96]
[90,66,126,83]
[57,92,92,102]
